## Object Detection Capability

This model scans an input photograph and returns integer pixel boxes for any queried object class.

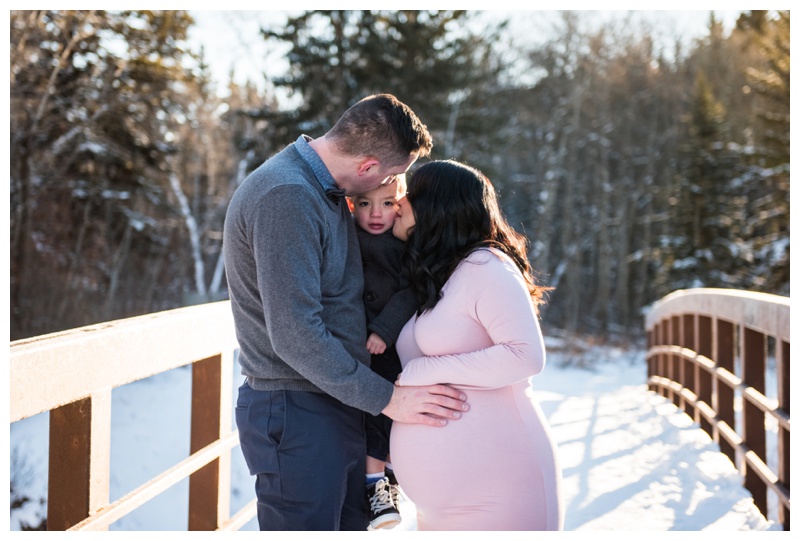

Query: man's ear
[357,158,380,176]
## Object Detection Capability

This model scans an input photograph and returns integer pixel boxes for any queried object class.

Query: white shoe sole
[368,514,402,530]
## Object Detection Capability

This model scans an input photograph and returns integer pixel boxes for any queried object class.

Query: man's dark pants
[235,382,369,530]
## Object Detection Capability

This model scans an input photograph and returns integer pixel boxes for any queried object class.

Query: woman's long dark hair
[403,160,550,316]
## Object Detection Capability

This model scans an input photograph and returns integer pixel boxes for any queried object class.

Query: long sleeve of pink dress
[390,248,564,531]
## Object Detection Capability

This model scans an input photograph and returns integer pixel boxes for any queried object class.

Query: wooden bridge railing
[645,288,790,531]
[9,301,257,531]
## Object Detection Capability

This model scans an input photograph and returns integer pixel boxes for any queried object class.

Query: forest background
[8,9,790,343]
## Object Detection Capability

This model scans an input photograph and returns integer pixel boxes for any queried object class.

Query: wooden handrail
[645,288,790,531]
[12,289,789,530]
[645,288,790,341]
[10,302,238,422]
[648,346,790,430]
[9,301,257,531]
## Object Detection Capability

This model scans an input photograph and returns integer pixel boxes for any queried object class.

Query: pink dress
[390,248,563,531]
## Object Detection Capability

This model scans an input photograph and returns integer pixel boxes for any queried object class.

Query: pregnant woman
[390,160,563,531]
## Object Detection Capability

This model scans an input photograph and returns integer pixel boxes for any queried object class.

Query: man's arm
[253,185,393,413]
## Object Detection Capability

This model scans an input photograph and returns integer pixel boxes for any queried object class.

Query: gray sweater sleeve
[248,184,394,414]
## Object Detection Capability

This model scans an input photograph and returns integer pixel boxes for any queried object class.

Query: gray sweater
[222,140,395,416]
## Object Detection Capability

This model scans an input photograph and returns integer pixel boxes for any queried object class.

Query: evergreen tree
[666,70,737,289]
[10,9,788,341]
[736,10,789,166]
[663,10,789,296]
[253,10,505,165]
[731,10,790,294]
[10,10,198,338]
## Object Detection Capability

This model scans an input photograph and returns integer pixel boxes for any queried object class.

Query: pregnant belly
[389,386,540,511]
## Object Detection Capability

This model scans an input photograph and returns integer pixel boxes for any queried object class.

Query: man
[223,94,469,531]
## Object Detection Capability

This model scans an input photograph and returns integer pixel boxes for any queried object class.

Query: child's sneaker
[385,470,402,507]
[367,477,401,530]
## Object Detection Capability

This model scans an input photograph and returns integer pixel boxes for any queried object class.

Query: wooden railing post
[10,301,254,531]
[715,319,736,464]
[742,327,767,514]
[648,322,663,394]
[645,289,789,528]
[681,314,695,419]
[189,351,234,530]
[697,316,713,435]
[778,339,790,530]
[667,316,677,404]
[647,327,654,387]
[47,391,111,530]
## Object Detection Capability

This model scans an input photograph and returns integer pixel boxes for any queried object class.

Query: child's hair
[388,173,407,195]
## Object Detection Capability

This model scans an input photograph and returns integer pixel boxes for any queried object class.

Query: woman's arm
[397,253,545,389]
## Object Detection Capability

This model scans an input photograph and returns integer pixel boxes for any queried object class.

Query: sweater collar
[295,135,344,202]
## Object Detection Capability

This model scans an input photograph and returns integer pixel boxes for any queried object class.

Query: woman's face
[392,193,416,241]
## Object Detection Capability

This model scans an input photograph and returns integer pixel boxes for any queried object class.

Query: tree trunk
[55,201,93,324]
[102,224,133,321]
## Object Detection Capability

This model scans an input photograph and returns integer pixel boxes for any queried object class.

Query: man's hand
[382,384,469,427]
[366,332,387,355]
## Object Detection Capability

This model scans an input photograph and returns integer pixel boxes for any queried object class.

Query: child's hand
[366,332,387,354]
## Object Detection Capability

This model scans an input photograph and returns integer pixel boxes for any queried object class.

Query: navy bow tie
[325,186,346,203]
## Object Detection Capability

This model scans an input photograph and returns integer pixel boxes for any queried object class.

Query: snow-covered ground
[8,334,781,532]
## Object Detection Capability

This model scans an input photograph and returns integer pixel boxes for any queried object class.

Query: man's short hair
[328,94,433,167]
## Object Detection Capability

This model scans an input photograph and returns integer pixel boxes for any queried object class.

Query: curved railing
[9,301,256,531]
[11,291,790,530]
[645,288,790,531]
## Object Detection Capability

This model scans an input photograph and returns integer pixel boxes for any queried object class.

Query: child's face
[352,180,405,236]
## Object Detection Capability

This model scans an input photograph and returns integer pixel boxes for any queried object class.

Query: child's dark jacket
[356,226,418,348]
